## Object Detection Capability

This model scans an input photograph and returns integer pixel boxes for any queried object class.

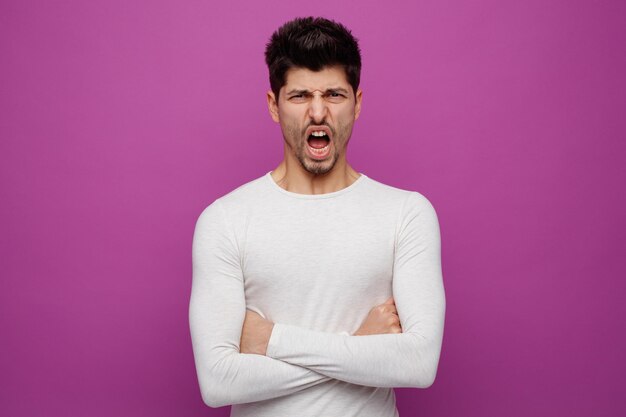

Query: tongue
[308,137,329,149]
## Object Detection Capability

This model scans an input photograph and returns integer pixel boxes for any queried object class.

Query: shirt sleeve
[265,192,446,388]
[189,200,331,408]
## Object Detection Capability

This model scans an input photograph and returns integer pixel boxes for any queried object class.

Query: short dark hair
[265,17,362,100]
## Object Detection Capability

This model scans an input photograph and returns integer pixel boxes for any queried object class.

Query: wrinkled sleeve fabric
[189,200,331,408]
[265,192,446,388]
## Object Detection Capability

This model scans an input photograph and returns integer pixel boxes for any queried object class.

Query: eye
[288,94,308,103]
[325,92,347,102]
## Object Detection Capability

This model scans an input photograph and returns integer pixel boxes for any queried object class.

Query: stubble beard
[284,121,351,176]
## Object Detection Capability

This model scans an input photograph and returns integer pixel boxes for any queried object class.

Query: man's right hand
[353,297,402,336]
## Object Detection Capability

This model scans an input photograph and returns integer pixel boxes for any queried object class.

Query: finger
[388,316,400,326]
[381,304,397,315]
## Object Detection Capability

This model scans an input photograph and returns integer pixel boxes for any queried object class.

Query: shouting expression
[268,66,362,175]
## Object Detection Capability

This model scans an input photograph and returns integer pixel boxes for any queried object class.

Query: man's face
[267,66,362,175]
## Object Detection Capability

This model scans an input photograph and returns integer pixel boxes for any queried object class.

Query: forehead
[283,66,351,92]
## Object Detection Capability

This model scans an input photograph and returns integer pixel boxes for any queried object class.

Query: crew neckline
[265,171,368,199]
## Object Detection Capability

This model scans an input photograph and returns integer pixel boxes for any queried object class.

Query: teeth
[308,143,329,154]
[311,131,327,137]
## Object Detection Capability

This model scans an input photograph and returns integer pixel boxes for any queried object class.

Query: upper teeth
[311,131,327,137]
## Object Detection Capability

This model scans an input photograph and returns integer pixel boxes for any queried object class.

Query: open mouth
[306,130,331,159]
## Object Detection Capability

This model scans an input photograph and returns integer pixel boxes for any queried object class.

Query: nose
[307,92,329,124]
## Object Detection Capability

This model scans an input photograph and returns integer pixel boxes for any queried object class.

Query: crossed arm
[189,193,445,407]
[240,296,402,356]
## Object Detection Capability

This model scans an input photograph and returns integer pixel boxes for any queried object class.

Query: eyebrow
[285,88,350,95]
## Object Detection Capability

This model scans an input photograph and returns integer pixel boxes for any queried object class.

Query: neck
[270,157,360,195]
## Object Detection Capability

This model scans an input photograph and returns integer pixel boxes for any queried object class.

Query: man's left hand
[240,310,274,355]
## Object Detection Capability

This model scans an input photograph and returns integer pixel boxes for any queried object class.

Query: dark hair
[264,17,362,100]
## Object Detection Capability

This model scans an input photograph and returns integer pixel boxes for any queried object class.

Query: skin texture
[240,311,276,356]
[240,65,401,356]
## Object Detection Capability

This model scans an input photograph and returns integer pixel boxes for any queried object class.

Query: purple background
[2,0,625,416]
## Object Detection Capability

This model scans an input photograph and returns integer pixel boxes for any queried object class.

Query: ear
[354,88,363,121]
[267,90,280,123]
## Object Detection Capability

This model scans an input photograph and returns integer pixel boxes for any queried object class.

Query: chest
[240,208,397,320]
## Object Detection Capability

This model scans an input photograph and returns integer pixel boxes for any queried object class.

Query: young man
[189,17,445,417]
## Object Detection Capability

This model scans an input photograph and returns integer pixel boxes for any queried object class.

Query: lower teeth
[309,145,328,154]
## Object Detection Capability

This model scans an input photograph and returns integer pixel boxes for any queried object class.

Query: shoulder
[198,174,268,214]
[216,173,269,208]
[195,173,269,228]
[362,175,437,215]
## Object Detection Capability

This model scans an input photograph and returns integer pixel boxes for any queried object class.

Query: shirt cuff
[266,323,350,359]
[266,323,284,358]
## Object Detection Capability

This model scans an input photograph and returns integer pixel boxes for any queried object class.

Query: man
[189,17,445,417]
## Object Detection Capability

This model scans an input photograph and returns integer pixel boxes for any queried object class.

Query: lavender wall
[2,1,624,416]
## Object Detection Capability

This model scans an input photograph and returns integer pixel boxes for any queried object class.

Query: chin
[306,166,332,175]
[302,158,337,175]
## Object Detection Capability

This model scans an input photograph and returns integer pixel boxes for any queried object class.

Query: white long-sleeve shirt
[189,172,445,417]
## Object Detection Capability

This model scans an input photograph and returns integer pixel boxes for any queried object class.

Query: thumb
[384,297,395,305]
